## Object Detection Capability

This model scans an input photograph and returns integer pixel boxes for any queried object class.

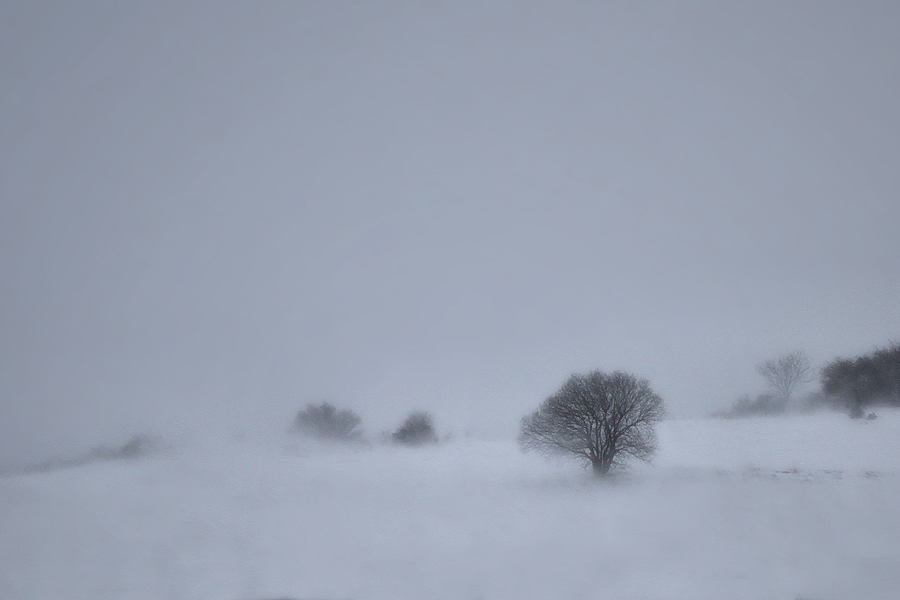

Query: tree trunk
[849,390,864,419]
[591,458,611,476]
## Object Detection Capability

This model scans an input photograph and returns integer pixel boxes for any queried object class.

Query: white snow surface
[2,411,899,600]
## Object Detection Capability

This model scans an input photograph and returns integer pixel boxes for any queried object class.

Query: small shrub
[116,434,154,458]
[392,411,438,446]
[88,434,156,460]
[293,402,363,442]
[716,393,781,418]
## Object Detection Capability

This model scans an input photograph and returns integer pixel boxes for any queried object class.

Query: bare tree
[294,402,363,442]
[756,351,811,411]
[519,370,665,476]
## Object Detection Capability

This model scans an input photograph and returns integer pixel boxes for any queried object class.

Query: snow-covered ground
[1,411,899,600]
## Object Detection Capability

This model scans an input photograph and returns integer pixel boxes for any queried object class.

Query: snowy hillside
[2,411,899,600]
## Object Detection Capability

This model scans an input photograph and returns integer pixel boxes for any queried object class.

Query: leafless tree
[519,370,665,476]
[756,351,811,411]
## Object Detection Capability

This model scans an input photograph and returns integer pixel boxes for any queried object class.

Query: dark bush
[392,411,438,446]
[821,342,900,415]
[293,402,363,442]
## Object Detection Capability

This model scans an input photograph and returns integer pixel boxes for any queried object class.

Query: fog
[3,413,900,599]
[2,2,899,468]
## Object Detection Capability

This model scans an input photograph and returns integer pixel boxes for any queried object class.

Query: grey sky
[2,2,898,466]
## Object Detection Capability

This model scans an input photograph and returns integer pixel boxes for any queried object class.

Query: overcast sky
[2,1,898,467]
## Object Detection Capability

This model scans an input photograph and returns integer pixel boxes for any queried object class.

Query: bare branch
[519,370,665,476]
[756,351,811,410]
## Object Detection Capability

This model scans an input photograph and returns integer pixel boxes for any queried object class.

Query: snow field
[1,411,898,600]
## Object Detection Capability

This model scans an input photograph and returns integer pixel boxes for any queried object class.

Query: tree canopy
[756,350,811,411]
[822,343,900,416]
[520,370,664,476]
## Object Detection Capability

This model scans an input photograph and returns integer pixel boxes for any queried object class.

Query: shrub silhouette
[293,402,363,442]
[822,342,900,416]
[392,411,438,445]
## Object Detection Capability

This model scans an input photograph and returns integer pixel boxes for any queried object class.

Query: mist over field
[3,1,899,468]
[2,2,900,598]
[2,412,900,600]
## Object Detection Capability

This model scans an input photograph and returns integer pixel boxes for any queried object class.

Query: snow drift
[1,411,898,600]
